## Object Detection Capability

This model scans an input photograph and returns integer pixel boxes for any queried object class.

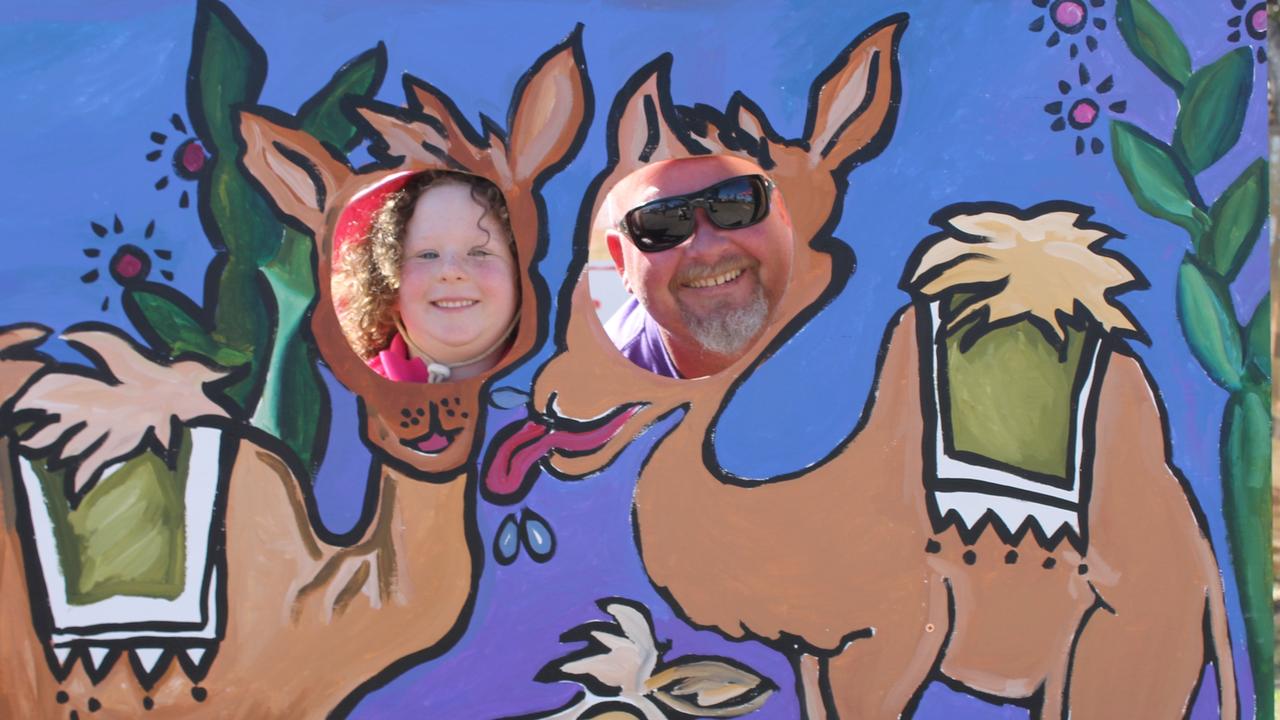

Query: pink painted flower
[1045,64,1126,156]
[144,113,210,209]
[1030,0,1108,59]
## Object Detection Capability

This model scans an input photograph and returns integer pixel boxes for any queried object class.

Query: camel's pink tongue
[416,433,452,453]
[484,407,640,498]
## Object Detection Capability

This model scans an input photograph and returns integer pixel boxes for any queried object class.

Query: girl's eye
[468,248,492,257]
[418,250,438,260]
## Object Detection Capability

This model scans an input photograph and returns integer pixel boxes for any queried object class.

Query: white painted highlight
[133,647,164,674]
[87,646,109,672]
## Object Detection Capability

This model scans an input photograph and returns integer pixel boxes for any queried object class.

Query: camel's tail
[1205,552,1240,719]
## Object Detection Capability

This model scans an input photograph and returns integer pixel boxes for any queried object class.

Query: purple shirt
[603,297,681,379]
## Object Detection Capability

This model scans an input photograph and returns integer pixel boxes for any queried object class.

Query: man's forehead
[614,156,767,206]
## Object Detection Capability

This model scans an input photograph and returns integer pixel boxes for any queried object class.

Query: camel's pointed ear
[508,25,591,185]
[610,55,691,168]
[237,108,352,234]
[803,14,907,171]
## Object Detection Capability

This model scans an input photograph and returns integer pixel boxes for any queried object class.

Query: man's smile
[682,267,745,289]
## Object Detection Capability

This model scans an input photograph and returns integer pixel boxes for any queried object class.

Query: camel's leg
[1059,594,1207,719]
[824,581,949,719]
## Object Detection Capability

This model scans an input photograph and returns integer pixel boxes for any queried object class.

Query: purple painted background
[0,0,1267,717]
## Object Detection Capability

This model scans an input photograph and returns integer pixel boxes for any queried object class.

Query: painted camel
[483,15,1240,718]
[0,31,591,718]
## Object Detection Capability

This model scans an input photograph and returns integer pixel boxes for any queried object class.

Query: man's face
[605,156,794,372]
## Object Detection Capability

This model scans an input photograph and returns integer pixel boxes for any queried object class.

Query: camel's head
[482,15,907,501]
[238,28,589,479]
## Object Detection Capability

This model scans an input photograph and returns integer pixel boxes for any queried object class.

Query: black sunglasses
[622,174,774,253]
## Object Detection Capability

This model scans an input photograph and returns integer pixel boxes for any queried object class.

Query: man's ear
[605,230,631,292]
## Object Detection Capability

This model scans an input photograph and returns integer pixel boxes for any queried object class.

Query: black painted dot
[441,398,450,407]
[1078,564,1088,575]
[1005,550,1018,564]
[88,698,101,712]
[460,412,469,419]
[400,408,411,418]
[415,407,425,417]
[400,421,409,429]
[453,397,461,405]
[410,417,420,426]
[143,697,154,711]
[924,539,941,554]
[962,550,977,565]
[445,409,455,418]
[191,687,207,702]
[56,691,69,704]
[1042,557,1056,569]
[70,711,79,720]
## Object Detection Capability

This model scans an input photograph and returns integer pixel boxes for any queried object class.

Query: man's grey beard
[679,283,768,356]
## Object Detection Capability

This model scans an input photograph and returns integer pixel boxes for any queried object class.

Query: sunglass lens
[706,176,765,229]
[628,201,695,251]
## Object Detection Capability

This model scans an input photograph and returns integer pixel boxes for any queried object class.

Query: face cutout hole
[331,171,521,384]
[587,158,795,380]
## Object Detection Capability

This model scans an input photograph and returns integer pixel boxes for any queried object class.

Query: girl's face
[396,181,519,373]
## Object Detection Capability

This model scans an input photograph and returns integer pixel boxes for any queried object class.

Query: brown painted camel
[484,15,1240,719]
[0,31,591,719]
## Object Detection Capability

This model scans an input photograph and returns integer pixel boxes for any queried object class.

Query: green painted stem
[1221,387,1272,718]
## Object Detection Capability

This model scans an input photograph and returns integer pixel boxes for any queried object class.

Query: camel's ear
[611,55,690,168]
[237,109,352,234]
[804,14,907,171]
[508,25,590,185]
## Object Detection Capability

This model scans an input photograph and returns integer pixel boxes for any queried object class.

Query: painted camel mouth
[482,401,645,502]
[399,403,464,455]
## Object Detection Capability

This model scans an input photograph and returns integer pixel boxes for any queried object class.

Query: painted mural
[0,1,1270,718]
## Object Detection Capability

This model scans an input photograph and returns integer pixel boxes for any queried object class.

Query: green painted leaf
[251,229,326,471]
[1114,0,1192,92]
[212,259,271,407]
[1111,121,1208,239]
[125,287,248,366]
[1245,294,1270,380]
[1222,388,1273,710]
[1173,48,1253,174]
[1204,158,1266,278]
[299,43,387,152]
[1176,256,1244,389]
[190,0,266,152]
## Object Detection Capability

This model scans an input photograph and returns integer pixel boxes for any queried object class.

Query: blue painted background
[0,1,1266,717]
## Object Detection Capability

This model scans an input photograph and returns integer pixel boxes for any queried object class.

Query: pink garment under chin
[366,332,431,383]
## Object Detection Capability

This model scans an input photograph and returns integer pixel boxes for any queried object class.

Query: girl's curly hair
[333,171,515,359]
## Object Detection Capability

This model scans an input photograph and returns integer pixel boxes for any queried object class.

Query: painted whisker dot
[1005,550,1018,564]
[1078,563,1088,575]
[143,697,154,711]
[925,539,941,553]
[962,550,977,565]
[1042,557,1056,569]
[56,691,69,704]
[88,698,101,712]
[191,687,207,702]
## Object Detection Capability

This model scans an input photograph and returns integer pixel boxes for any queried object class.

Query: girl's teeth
[434,300,477,308]
[686,268,744,289]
